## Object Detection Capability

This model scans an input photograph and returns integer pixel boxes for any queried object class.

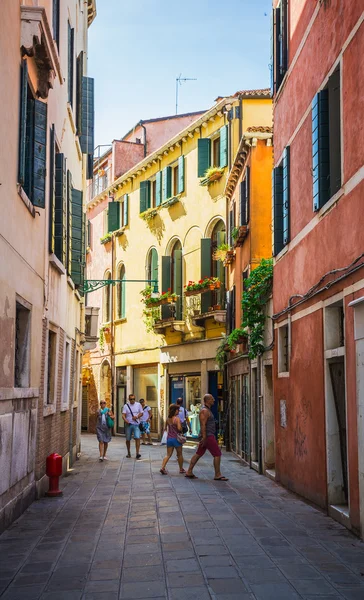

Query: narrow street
[1,436,364,600]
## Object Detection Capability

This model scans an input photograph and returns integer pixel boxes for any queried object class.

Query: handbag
[160,430,168,445]
[107,415,114,428]
[181,422,188,434]
[177,432,186,444]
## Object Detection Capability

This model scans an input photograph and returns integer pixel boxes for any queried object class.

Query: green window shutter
[201,238,212,314]
[328,67,341,196]
[198,138,211,177]
[108,201,120,232]
[151,248,158,290]
[282,147,290,245]
[55,153,67,263]
[161,256,172,319]
[49,125,56,254]
[80,77,94,155]
[121,267,126,318]
[155,171,162,206]
[18,60,28,185]
[67,170,73,274]
[273,167,284,256]
[76,52,83,136]
[312,90,330,211]
[246,166,250,223]
[162,166,172,201]
[68,23,74,106]
[216,230,225,306]
[87,219,92,249]
[219,125,228,168]
[240,180,247,226]
[178,156,185,194]
[140,181,150,213]
[81,211,86,291]
[173,249,183,320]
[123,194,129,226]
[52,0,60,47]
[32,99,47,208]
[70,187,83,286]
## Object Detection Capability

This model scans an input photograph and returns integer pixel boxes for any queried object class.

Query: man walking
[122,394,143,459]
[140,398,153,445]
[185,394,228,481]
[176,397,191,435]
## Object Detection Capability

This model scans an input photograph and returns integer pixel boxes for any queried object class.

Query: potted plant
[184,277,221,296]
[213,243,230,262]
[200,166,225,186]
[100,232,112,245]
[140,286,177,307]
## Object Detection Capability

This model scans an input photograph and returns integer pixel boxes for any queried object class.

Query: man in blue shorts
[122,394,143,459]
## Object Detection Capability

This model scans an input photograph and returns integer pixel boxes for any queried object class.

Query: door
[81,385,88,431]
[230,379,236,453]
[117,386,126,434]
[329,358,348,502]
[170,376,184,404]
[242,374,250,461]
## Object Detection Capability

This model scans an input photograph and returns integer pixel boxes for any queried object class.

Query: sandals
[214,476,229,481]
[179,468,186,474]
[185,474,198,479]
[160,468,168,475]
[126,453,131,458]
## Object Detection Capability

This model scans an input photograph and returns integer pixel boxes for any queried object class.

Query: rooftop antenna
[175,74,197,114]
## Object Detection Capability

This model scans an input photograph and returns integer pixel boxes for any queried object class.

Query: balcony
[233,225,249,247]
[193,308,227,326]
[153,317,185,333]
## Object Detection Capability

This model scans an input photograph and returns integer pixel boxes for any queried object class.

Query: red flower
[168,288,171,292]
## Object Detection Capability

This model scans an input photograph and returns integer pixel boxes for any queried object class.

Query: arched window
[103,271,111,322]
[116,264,126,319]
[147,248,158,292]
[212,220,226,307]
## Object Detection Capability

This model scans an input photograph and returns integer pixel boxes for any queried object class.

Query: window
[273,146,290,256]
[147,248,159,292]
[212,137,220,167]
[15,299,31,388]
[312,66,341,211]
[211,221,226,309]
[197,126,228,176]
[103,272,111,322]
[239,167,250,226]
[228,203,235,247]
[18,61,47,208]
[52,0,60,48]
[172,164,179,196]
[271,0,288,94]
[151,179,157,207]
[162,166,172,202]
[140,181,151,213]
[68,22,74,107]
[278,324,289,374]
[62,339,71,409]
[47,329,57,404]
[161,242,182,320]
[116,264,126,319]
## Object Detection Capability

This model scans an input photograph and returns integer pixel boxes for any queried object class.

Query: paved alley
[0,434,364,600]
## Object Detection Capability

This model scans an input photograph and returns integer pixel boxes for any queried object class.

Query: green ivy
[215,327,247,368]
[242,258,273,359]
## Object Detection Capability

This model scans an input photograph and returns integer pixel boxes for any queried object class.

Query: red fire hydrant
[45,453,63,497]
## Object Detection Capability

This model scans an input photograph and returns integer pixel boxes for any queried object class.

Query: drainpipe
[69,329,78,468]
[111,230,115,420]
[139,120,147,157]
[257,353,263,474]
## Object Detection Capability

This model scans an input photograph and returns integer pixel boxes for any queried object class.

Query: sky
[88,0,272,149]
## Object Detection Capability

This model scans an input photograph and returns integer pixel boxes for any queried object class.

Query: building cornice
[87,96,236,211]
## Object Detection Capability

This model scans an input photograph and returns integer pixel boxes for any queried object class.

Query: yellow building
[85,90,272,440]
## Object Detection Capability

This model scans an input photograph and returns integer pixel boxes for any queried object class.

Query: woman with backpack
[160,404,186,475]
[96,399,114,461]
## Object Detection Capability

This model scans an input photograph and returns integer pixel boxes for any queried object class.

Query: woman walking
[96,399,114,461]
[160,404,186,475]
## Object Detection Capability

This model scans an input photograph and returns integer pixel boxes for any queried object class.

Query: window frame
[14,296,32,389]
[61,336,72,411]
[46,324,59,405]
[278,323,289,376]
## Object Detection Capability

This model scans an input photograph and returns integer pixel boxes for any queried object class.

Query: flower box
[223,250,235,265]
[234,225,248,247]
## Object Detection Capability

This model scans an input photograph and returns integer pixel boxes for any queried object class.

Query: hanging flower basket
[185,288,202,297]
[185,277,221,295]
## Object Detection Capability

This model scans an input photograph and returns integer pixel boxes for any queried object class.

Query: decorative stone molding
[20,6,62,99]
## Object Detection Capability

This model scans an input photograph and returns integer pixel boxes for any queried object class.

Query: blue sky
[88,0,272,149]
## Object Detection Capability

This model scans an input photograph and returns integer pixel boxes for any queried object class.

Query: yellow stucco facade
[85,93,272,439]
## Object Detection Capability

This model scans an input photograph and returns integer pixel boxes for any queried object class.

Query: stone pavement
[1,435,364,600]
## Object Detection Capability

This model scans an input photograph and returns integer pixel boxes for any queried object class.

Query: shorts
[196,435,222,458]
[125,423,141,441]
[141,421,150,434]
[167,438,182,448]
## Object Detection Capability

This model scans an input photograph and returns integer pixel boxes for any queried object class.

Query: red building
[272,0,364,538]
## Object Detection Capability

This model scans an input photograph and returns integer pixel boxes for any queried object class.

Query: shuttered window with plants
[312,66,341,212]
[18,60,47,208]
[273,146,290,256]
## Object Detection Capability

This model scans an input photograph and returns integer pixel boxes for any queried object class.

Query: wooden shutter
[155,171,162,206]
[123,194,129,226]
[280,0,288,78]
[151,248,158,291]
[216,230,226,306]
[108,201,120,232]
[161,256,172,319]
[270,10,275,95]
[201,238,212,314]
[173,249,183,320]
[68,23,74,106]
[18,60,28,185]
[80,77,94,155]
[312,90,330,211]
[230,286,236,333]
[70,187,83,286]
[328,67,341,196]
[198,138,211,177]
[178,156,185,194]
[240,180,247,226]
[55,153,67,263]
[140,181,150,213]
[76,52,83,136]
[67,170,73,274]
[81,212,86,291]
[275,6,281,89]
[52,0,60,47]
[162,166,172,201]
[32,100,47,208]
[245,166,250,223]
[121,267,126,319]
[273,167,284,256]
[282,147,290,245]
[219,125,228,168]
[87,219,92,250]
[49,125,56,254]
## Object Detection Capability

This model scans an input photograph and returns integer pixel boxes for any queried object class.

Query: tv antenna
[175,74,197,114]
